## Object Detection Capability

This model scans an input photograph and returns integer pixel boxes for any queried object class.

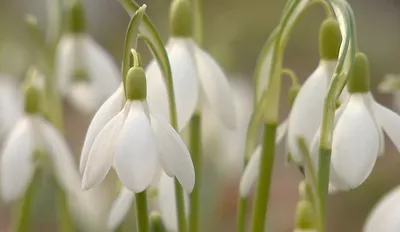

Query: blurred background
[0,0,400,231]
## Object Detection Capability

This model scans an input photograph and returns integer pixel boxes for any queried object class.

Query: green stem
[135,191,150,232]
[192,0,203,45]
[56,185,75,232]
[249,124,277,232]
[174,180,187,232]
[317,148,331,232]
[236,197,248,232]
[13,170,40,232]
[189,114,201,232]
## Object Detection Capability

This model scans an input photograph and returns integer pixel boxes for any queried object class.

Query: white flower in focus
[0,75,23,141]
[81,67,195,194]
[107,171,188,231]
[145,0,236,131]
[364,186,400,232]
[56,2,119,114]
[0,79,79,202]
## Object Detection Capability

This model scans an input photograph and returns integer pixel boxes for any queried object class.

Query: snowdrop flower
[315,52,400,192]
[55,1,119,114]
[0,73,79,202]
[81,66,195,194]
[145,0,236,131]
[0,74,22,141]
[363,185,400,232]
[287,19,342,164]
[107,171,188,231]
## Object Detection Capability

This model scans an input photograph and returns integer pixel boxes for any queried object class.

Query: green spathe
[24,85,40,114]
[66,1,86,33]
[125,67,147,100]
[319,19,342,60]
[170,0,193,37]
[348,52,370,93]
[295,201,316,229]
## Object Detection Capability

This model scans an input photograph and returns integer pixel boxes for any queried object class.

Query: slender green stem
[135,191,150,232]
[317,148,331,232]
[236,197,248,232]
[56,185,75,232]
[249,124,277,232]
[13,170,40,232]
[174,180,187,232]
[189,114,201,232]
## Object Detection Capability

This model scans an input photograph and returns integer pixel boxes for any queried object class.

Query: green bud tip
[348,52,370,93]
[125,67,147,100]
[319,18,342,60]
[24,84,40,114]
[295,201,316,230]
[289,84,300,108]
[170,0,193,37]
[67,1,86,33]
[150,211,167,232]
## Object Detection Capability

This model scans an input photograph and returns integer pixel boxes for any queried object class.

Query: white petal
[287,60,336,163]
[82,110,125,190]
[193,43,236,130]
[239,145,262,197]
[80,85,124,174]
[157,171,180,232]
[147,38,199,131]
[39,117,81,194]
[0,117,35,202]
[114,101,158,193]
[55,35,75,94]
[331,94,379,188]
[373,101,400,153]
[67,82,102,114]
[107,187,134,230]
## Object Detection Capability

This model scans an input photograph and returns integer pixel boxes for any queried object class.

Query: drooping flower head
[287,18,342,164]
[55,1,119,114]
[81,61,195,194]
[145,0,236,131]
[0,70,80,202]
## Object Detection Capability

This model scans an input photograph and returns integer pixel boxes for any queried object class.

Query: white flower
[0,75,23,141]
[55,34,120,114]
[81,70,195,193]
[364,186,400,232]
[145,37,236,131]
[107,171,188,231]
[0,114,80,202]
[286,60,337,164]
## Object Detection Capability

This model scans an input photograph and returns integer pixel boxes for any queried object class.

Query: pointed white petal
[107,187,135,230]
[80,85,124,174]
[0,117,35,202]
[331,94,379,188]
[373,101,400,153]
[39,117,81,194]
[193,43,236,130]
[239,145,262,197]
[287,60,336,163]
[151,115,195,192]
[158,171,180,232]
[115,101,158,193]
[84,36,120,108]
[82,110,125,190]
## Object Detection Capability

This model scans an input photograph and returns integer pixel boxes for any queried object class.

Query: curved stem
[282,68,299,86]
[311,0,334,17]
[136,191,150,232]
[189,114,201,232]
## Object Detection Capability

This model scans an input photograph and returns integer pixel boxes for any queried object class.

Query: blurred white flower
[0,114,79,202]
[107,171,188,231]
[364,185,400,232]
[146,38,236,131]
[0,75,23,141]
[81,68,195,194]
[55,34,120,114]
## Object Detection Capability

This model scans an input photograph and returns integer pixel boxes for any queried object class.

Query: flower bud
[319,18,342,60]
[66,1,86,33]
[170,0,193,37]
[150,211,167,232]
[348,52,370,93]
[125,67,147,100]
[295,200,316,230]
